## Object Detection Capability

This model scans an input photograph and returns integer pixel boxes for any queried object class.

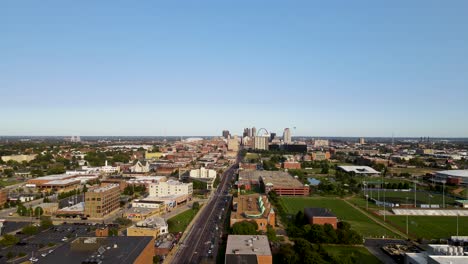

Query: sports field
[366,190,456,206]
[386,215,468,239]
[323,245,381,264]
[280,197,399,238]
[167,208,199,233]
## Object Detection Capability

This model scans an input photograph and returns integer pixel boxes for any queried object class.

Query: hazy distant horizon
[1,135,468,140]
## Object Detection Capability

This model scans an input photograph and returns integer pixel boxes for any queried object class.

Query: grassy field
[0,180,21,187]
[366,189,456,206]
[386,215,468,239]
[323,245,381,264]
[167,208,199,233]
[244,153,260,162]
[280,197,399,238]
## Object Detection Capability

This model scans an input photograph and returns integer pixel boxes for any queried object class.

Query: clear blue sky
[1,1,467,137]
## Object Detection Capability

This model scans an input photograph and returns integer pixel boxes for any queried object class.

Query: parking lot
[0,223,116,263]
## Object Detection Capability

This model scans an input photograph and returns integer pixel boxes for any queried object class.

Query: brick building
[230,194,275,232]
[84,184,120,218]
[225,235,272,264]
[304,208,337,229]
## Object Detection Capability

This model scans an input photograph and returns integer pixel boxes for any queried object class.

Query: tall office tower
[359,137,365,144]
[252,127,257,137]
[222,130,230,139]
[243,128,251,138]
[253,136,269,150]
[270,133,276,142]
[283,128,292,144]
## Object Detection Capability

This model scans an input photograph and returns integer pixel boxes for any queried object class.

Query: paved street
[170,160,238,264]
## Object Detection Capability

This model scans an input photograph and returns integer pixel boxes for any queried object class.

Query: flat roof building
[225,235,272,264]
[84,184,120,218]
[41,236,155,264]
[257,171,309,196]
[127,216,168,238]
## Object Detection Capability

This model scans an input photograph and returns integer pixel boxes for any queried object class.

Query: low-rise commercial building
[125,203,166,222]
[225,235,272,264]
[127,217,168,238]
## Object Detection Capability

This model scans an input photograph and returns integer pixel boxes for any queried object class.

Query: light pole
[406,197,409,235]
[457,211,459,237]
[443,182,445,209]
[383,181,386,222]
[414,180,417,208]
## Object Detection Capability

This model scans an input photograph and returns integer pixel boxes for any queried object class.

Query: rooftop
[42,236,153,264]
[89,184,119,193]
[232,194,272,220]
[436,170,468,178]
[34,174,74,181]
[226,235,271,256]
[255,171,304,188]
[134,216,167,228]
[46,179,81,185]
[338,166,380,174]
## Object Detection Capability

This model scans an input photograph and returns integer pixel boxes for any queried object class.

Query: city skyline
[2,1,468,137]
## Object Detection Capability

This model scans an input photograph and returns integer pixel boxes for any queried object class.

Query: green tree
[231,221,258,235]
[192,201,200,210]
[34,206,44,217]
[22,225,39,235]
[0,234,19,246]
[266,225,277,242]
[40,216,53,229]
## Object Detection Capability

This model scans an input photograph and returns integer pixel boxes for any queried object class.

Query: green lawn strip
[167,209,199,233]
[323,245,382,264]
